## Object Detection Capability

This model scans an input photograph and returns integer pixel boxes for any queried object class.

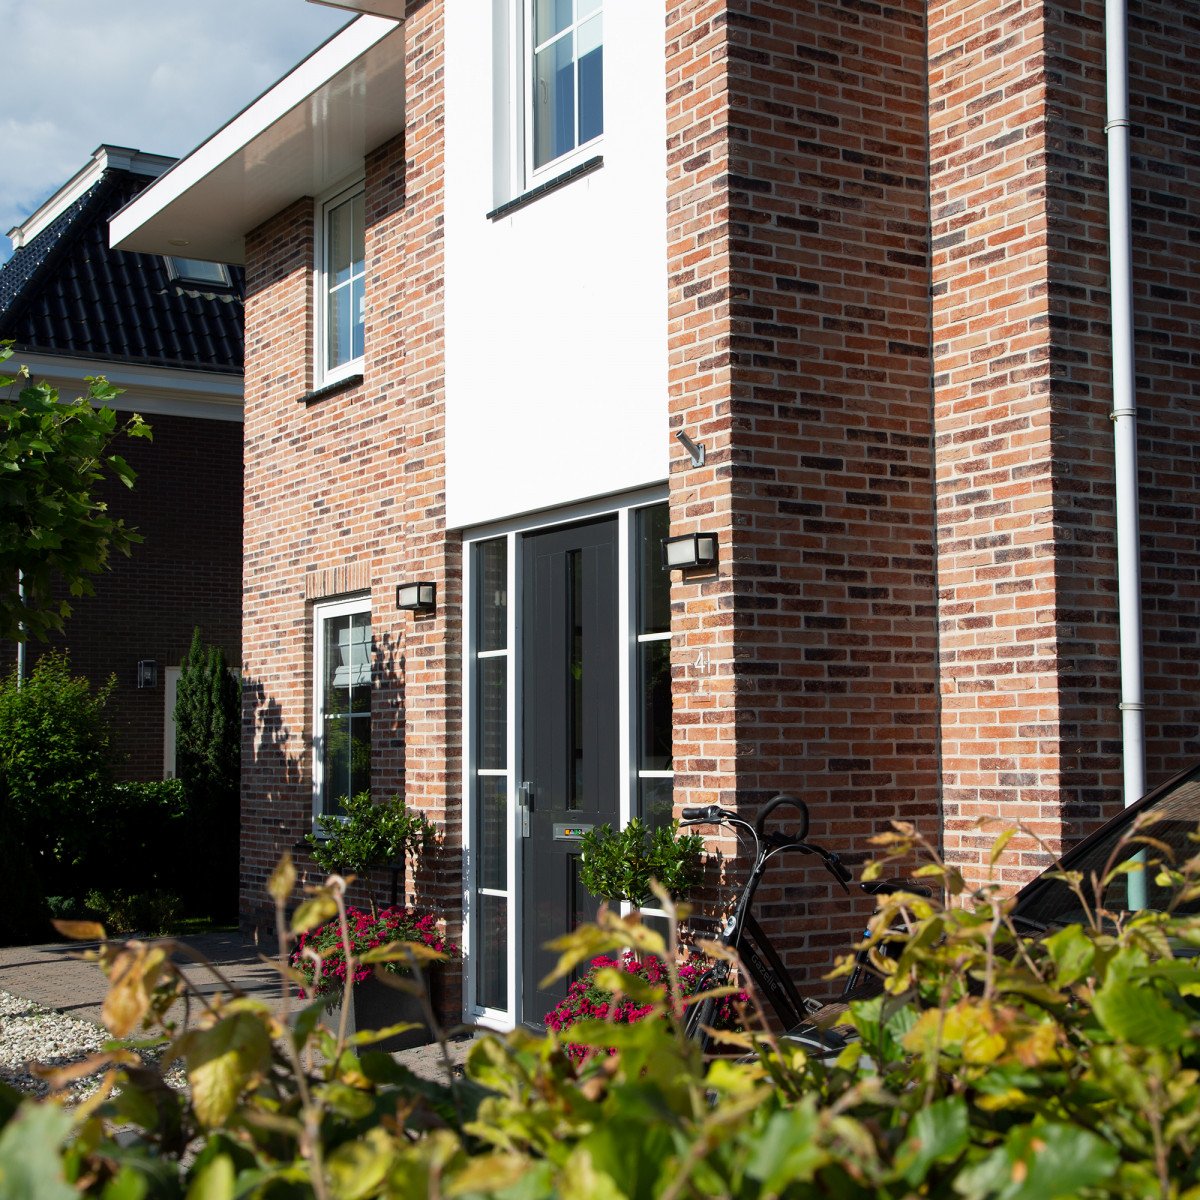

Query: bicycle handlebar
[755,793,809,842]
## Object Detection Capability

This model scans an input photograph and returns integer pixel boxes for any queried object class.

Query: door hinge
[518,781,533,838]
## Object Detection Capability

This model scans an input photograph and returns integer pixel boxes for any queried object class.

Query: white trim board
[10,352,243,423]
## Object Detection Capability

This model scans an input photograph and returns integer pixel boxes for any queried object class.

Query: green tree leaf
[0,1103,77,1200]
[896,1096,969,1185]
[1093,978,1188,1048]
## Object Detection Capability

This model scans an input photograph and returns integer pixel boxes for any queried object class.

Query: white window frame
[312,594,372,822]
[314,175,366,388]
[518,0,604,189]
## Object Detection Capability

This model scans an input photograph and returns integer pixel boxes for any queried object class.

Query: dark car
[1009,759,1200,932]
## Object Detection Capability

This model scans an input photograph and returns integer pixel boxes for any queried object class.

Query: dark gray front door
[521,517,619,1026]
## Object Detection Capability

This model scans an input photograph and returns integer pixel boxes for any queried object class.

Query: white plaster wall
[444,0,669,530]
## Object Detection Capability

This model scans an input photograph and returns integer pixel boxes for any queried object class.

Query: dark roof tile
[0,168,243,373]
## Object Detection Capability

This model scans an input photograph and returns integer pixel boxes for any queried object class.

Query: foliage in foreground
[3,823,1200,1199]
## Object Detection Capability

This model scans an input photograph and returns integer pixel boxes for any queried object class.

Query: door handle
[518,781,533,838]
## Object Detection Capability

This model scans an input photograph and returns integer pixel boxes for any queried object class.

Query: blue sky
[1,0,350,263]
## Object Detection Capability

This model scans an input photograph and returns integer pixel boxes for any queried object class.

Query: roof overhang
[110,15,404,265]
[16,351,243,424]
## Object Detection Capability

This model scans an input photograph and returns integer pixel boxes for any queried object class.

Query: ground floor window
[463,493,671,1026]
[313,595,372,818]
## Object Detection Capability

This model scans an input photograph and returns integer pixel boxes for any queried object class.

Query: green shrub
[0,652,114,910]
[0,648,113,936]
[5,826,1200,1199]
[82,889,182,937]
[578,816,703,906]
[174,628,241,920]
[306,790,436,910]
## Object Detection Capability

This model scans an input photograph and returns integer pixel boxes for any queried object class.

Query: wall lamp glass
[396,581,437,612]
[136,659,158,689]
[661,532,718,571]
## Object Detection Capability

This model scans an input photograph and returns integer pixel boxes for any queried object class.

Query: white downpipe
[16,570,26,688]
[1105,0,1147,906]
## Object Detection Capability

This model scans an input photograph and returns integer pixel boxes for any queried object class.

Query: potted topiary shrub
[304,791,435,913]
[578,817,704,908]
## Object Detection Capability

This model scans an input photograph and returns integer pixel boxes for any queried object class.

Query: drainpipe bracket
[1118,701,1145,712]
[1110,407,1137,421]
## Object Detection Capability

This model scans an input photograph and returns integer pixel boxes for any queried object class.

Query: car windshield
[1013,766,1200,931]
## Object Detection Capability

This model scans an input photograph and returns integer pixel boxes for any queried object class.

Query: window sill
[300,371,363,405]
[487,155,603,221]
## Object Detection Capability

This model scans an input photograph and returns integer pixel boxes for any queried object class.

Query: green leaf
[896,1097,969,1185]
[1044,925,1095,988]
[954,1123,1118,1200]
[180,1011,273,1128]
[185,1154,235,1200]
[290,894,339,934]
[745,1102,828,1190]
[1093,979,1188,1047]
[0,1103,78,1200]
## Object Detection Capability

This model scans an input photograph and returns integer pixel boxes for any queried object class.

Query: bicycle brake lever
[823,851,853,894]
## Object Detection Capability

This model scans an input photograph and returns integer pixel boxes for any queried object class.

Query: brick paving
[0,931,475,1081]
[0,931,286,1027]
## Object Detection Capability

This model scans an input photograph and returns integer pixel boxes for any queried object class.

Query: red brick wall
[931,0,1200,885]
[666,0,939,985]
[8,408,242,781]
[238,0,458,969]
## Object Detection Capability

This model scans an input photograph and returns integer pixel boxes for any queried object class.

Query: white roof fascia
[307,0,406,17]
[9,145,174,250]
[12,352,244,424]
[110,14,402,265]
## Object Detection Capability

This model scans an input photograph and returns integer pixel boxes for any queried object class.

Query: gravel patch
[0,990,109,1099]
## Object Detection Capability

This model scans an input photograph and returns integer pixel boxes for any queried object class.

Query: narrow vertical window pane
[328,283,353,370]
[477,775,507,890]
[638,776,674,832]
[534,0,572,42]
[477,540,508,653]
[637,504,671,635]
[317,603,371,816]
[476,895,508,1010]
[567,548,584,810]
[577,15,603,145]
[638,640,672,771]
[325,189,364,371]
[478,657,508,770]
[534,35,576,168]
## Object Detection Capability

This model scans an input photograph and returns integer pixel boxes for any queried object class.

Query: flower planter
[331,970,440,1053]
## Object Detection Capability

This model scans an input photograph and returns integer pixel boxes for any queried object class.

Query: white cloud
[0,0,349,259]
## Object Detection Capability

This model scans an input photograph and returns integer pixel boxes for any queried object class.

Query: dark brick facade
[8,409,243,781]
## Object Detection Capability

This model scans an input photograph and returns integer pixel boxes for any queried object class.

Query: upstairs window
[317,180,365,385]
[529,0,603,175]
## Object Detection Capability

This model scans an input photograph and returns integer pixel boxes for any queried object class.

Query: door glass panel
[477,539,507,653]
[637,504,671,634]
[477,775,507,890]
[638,776,674,833]
[568,548,584,810]
[476,894,508,1010]
[478,657,507,770]
[638,639,672,771]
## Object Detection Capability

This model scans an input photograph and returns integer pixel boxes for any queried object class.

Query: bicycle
[678,794,864,1057]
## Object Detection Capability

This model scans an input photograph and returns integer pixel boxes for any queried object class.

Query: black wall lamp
[136,659,158,688]
[661,532,718,571]
[396,581,437,612]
